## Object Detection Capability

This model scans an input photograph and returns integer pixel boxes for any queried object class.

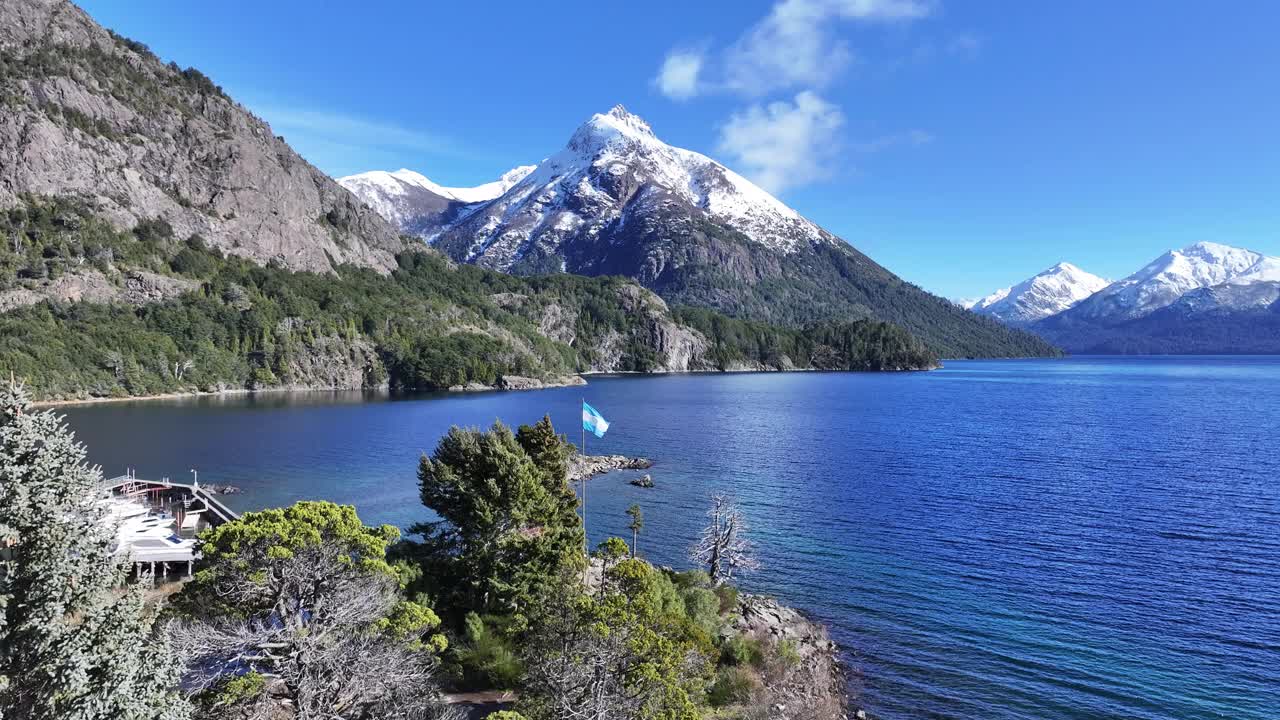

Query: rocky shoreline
[30,364,954,408]
[32,374,589,408]
[446,374,587,393]
[731,594,851,720]
[567,453,654,482]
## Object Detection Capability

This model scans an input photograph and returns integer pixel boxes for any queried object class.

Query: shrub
[169,246,217,277]
[454,613,524,690]
[721,635,765,668]
[681,586,721,637]
[715,583,739,614]
[210,672,265,706]
[775,638,802,669]
[707,666,758,707]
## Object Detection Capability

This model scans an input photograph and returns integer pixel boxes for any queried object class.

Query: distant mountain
[349,105,1059,359]
[967,262,1109,325]
[338,166,534,238]
[1031,242,1280,353]
[0,0,409,274]
[1061,242,1280,323]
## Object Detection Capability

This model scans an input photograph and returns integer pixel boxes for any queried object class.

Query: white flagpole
[582,397,588,560]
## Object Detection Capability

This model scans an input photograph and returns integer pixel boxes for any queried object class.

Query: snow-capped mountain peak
[589,104,658,141]
[429,105,829,270]
[968,262,1109,324]
[1067,241,1280,322]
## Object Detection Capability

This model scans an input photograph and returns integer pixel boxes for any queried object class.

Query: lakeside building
[98,472,239,581]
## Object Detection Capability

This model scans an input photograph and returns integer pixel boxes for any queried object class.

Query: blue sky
[79,0,1280,300]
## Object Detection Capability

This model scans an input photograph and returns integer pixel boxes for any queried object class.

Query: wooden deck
[101,475,240,525]
[101,474,240,580]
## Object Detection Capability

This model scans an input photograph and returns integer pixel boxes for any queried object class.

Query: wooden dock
[101,474,240,581]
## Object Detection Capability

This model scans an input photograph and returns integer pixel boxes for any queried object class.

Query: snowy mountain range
[338,166,535,238]
[339,105,1057,359]
[343,106,833,268]
[973,242,1280,353]
[430,105,831,271]
[1060,241,1280,322]
[965,262,1109,325]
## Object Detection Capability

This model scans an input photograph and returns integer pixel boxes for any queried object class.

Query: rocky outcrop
[536,301,577,345]
[445,375,586,394]
[277,335,384,390]
[0,0,410,274]
[573,284,716,373]
[0,267,197,311]
[567,454,653,482]
[496,374,585,392]
[730,595,849,720]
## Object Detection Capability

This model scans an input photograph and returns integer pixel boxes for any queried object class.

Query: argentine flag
[582,402,610,438]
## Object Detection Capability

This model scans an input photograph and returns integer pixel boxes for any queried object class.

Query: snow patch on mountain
[969,262,1109,324]
[338,166,536,230]
[336,171,422,227]
[387,166,536,204]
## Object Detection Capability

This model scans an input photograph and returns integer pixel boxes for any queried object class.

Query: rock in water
[629,474,654,488]
[567,454,653,482]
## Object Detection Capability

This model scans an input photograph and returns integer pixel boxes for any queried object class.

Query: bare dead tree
[169,573,458,720]
[167,504,458,720]
[173,358,193,382]
[690,494,760,585]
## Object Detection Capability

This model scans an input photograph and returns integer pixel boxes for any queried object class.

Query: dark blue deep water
[62,357,1280,720]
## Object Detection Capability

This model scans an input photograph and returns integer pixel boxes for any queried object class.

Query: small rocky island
[567,453,653,482]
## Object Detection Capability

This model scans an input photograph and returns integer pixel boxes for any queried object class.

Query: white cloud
[716,91,846,194]
[660,0,937,96]
[654,49,705,100]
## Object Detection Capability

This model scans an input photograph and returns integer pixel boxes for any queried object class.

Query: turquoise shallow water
[62,357,1280,719]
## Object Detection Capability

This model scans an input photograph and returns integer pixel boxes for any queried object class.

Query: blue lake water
[62,357,1280,720]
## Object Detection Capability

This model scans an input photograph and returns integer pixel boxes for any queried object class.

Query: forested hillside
[0,196,940,401]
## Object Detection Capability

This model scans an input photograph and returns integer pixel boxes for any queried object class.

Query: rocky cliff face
[494,282,726,374]
[0,266,195,311]
[578,284,715,373]
[275,335,385,391]
[0,0,410,274]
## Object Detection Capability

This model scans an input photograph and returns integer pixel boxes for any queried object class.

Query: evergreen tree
[0,382,187,719]
[516,416,584,562]
[520,553,711,720]
[414,420,583,619]
[625,504,644,559]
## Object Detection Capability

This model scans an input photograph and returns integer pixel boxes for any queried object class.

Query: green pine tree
[414,419,584,619]
[0,382,188,720]
[625,504,644,559]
